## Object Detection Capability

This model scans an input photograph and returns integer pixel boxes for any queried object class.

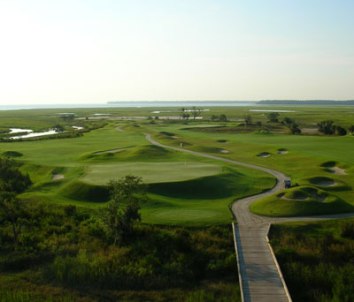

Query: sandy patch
[257,152,271,158]
[302,128,319,135]
[52,174,64,181]
[220,149,230,154]
[277,150,288,155]
[328,167,347,175]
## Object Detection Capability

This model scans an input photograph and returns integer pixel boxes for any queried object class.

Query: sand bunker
[328,167,347,175]
[220,149,230,154]
[257,152,271,158]
[277,149,288,155]
[321,161,347,175]
[302,128,319,135]
[310,177,337,187]
[52,174,65,181]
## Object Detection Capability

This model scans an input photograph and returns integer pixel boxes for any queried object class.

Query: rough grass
[269,218,354,302]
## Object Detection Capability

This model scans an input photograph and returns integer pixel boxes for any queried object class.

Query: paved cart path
[145,134,354,302]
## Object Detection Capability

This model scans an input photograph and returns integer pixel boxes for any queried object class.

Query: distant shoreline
[258,100,354,105]
[0,101,256,110]
[1,100,353,111]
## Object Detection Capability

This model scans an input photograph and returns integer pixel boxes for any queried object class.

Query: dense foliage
[0,159,238,301]
[0,158,31,193]
[0,203,238,300]
[270,220,354,302]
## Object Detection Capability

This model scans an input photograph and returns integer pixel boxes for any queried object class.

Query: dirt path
[145,134,354,302]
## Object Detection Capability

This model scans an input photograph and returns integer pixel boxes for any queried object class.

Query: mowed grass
[145,121,354,218]
[0,124,147,166]
[250,186,354,217]
[81,162,222,185]
[143,167,275,226]
[4,105,354,221]
[0,117,275,225]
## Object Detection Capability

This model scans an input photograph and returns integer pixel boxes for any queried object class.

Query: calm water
[0,101,257,110]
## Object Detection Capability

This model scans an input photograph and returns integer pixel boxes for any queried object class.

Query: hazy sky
[0,0,353,104]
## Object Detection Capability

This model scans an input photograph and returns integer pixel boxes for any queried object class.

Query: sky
[0,0,353,104]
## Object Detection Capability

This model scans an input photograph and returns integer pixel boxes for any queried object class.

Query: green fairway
[1,105,353,221]
[143,168,275,225]
[143,111,354,218]
[81,162,222,185]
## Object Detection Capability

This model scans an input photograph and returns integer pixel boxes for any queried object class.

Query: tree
[244,115,252,126]
[103,176,146,244]
[0,158,33,250]
[191,107,202,120]
[349,125,354,135]
[0,192,30,249]
[210,115,218,121]
[317,120,336,135]
[282,117,301,134]
[53,124,65,132]
[335,126,347,136]
[219,114,228,122]
[0,158,31,194]
[266,112,280,123]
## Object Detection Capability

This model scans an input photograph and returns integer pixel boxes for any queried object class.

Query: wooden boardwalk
[145,134,354,302]
[233,223,291,302]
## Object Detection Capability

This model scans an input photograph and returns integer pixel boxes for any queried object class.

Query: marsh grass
[270,219,354,302]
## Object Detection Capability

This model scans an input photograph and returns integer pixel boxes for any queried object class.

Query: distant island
[107,100,255,107]
[257,100,354,105]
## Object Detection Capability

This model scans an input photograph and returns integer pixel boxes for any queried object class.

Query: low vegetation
[270,219,354,302]
[0,160,239,301]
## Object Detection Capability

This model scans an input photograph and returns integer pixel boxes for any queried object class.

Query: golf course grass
[250,186,354,217]
[81,161,222,185]
[0,105,353,221]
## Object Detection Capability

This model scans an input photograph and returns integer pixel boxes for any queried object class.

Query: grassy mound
[81,145,174,162]
[159,131,176,139]
[280,186,330,202]
[130,145,171,159]
[250,186,354,217]
[2,151,23,157]
[60,181,109,202]
[148,172,244,199]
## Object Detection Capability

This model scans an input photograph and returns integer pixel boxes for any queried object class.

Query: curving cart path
[145,134,354,302]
